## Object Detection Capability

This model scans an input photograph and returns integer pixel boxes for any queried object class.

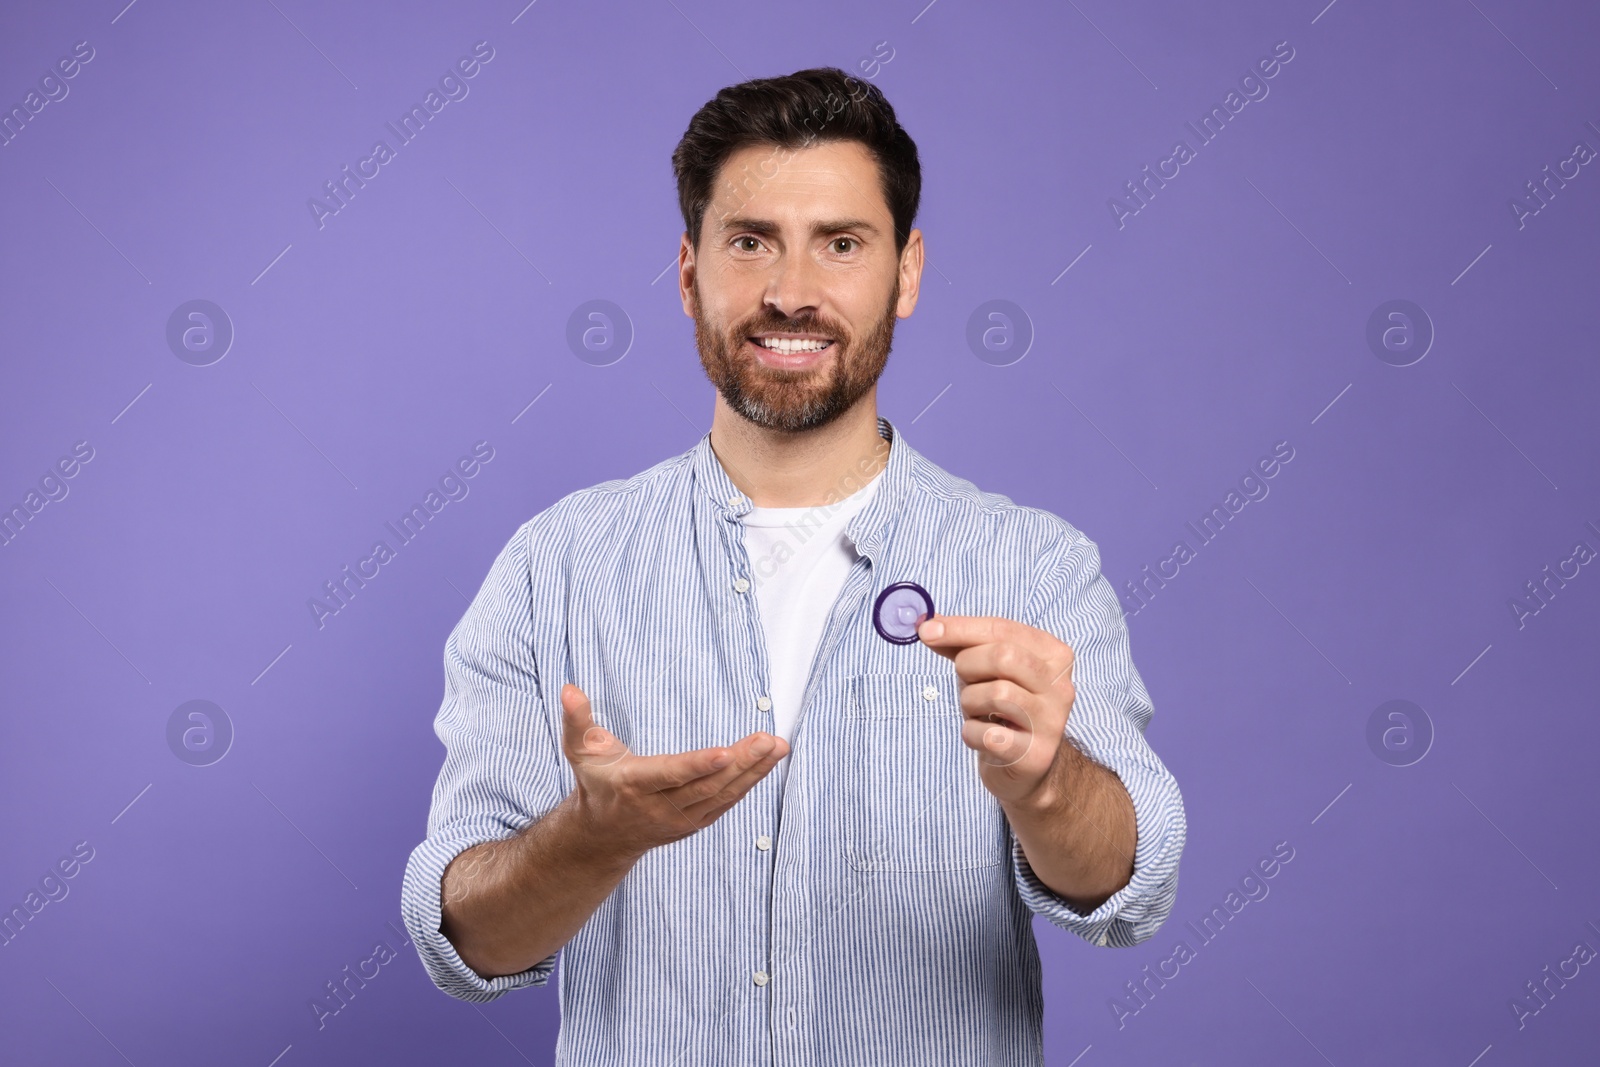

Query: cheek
[699,277,763,326]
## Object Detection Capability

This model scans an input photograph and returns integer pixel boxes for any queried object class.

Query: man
[401,67,1185,1065]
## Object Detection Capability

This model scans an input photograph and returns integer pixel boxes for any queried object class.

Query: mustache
[733,315,848,341]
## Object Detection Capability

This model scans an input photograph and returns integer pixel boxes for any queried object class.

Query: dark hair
[672,67,921,256]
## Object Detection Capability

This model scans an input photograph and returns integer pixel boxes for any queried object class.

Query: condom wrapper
[872,581,935,645]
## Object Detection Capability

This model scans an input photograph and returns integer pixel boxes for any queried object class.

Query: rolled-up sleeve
[400,518,571,1001]
[1012,527,1186,948]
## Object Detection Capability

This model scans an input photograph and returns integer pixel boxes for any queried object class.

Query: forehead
[707,140,889,228]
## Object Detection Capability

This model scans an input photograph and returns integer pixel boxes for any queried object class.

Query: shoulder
[504,448,696,559]
[904,448,1091,560]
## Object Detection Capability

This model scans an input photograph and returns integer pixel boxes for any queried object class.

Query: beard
[692,275,899,434]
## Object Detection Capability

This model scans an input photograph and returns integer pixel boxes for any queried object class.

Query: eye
[734,236,765,252]
[830,237,858,254]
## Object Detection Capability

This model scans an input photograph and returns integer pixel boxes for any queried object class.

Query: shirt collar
[693,414,912,564]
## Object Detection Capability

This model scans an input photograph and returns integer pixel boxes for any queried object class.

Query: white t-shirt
[739,466,885,788]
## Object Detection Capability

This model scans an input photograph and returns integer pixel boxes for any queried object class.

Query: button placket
[719,498,771,736]
[717,478,779,1006]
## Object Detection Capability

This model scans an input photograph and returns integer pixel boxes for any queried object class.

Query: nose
[762,249,826,323]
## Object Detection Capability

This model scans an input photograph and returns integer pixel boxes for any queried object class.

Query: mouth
[745,332,836,370]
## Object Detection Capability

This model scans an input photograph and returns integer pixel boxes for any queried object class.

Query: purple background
[3,0,1597,1063]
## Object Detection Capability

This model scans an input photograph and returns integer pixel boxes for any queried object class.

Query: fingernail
[919,618,943,640]
[751,736,774,758]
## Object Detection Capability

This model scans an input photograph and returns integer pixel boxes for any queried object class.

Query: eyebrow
[714,215,883,240]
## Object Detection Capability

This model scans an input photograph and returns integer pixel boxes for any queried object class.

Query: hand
[559,682,789,860]
[916,615,1077,807]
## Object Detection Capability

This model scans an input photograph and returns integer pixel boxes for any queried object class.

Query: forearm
[440,789,640,978]
[1003,739,1136,913]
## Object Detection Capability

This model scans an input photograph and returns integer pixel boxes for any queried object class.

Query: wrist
[562,790,648,872]
[1016,738,1080,819]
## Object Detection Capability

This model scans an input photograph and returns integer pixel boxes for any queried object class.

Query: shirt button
[922,685,938,701]
[756,834,772,851]
[753,970,769,986]
[733,577,750,593]
[727,495,742,507]
[756,695,772,712]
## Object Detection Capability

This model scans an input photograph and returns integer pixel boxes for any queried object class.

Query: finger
[959,717,1041,771]
[558,682,589,747]
[919,631,960,663]
[916,614,1004,664]
[957,677,1053,734]
[649,729,774,796]
[919,615,1072,670]
[948,640,1060,695]
[915,613,995,652]
[693,783,764,827]
[628,742,741,792]
[680,743,787,821]
[659,733,787,806]
[560,683,624,762]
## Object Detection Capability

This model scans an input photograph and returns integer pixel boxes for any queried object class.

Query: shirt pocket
[842,671,1008,873]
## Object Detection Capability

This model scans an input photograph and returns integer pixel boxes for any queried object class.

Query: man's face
[680,139,921,434]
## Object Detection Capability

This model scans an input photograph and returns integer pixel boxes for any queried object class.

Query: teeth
[755,337,830,354]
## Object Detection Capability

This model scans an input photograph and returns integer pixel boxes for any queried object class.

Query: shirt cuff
[1009,759,1186,948]
[400,828,559,1001]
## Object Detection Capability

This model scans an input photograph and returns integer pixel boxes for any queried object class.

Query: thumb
[560,682,624,765]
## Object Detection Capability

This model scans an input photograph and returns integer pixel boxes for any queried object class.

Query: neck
[708,392,889,509]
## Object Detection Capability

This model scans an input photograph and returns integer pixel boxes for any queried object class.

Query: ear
[678,232,697,318]
[895,228,924,319]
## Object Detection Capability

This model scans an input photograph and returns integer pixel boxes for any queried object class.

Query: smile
[745,334,835,368]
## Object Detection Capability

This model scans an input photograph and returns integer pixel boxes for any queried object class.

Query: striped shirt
[400,414,1186,1066]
